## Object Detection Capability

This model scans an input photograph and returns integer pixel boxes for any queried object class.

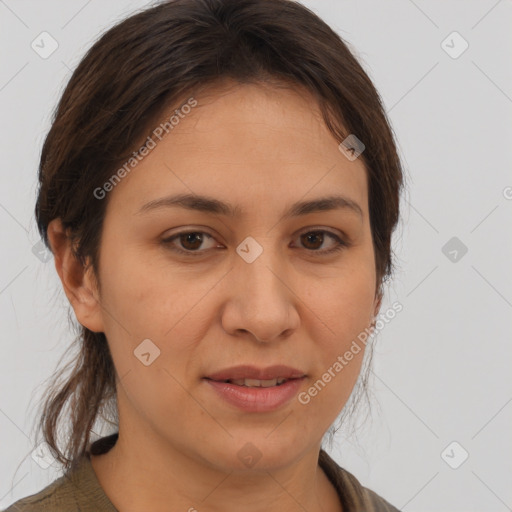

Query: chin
[200,430,312,473]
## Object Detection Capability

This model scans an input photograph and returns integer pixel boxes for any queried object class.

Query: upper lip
[205,365,306,381]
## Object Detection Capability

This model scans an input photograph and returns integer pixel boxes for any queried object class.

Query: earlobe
[47,218,105,333]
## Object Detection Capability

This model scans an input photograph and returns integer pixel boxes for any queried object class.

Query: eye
[293,229,348,255]
[162,230,219,256]
[162,228,348,257]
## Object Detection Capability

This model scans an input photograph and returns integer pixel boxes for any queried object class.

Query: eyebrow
[136,193,363,220]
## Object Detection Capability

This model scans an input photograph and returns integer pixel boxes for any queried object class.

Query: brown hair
[32,0,404,471]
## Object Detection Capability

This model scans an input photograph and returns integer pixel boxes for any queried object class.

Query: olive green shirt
[3,434,401,511]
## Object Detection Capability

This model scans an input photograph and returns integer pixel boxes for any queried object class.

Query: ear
[47,218,105,333]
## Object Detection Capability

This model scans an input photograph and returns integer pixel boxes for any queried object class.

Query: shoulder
[2,472,79,512]
[2,451,117,512]
[319,449,402,512]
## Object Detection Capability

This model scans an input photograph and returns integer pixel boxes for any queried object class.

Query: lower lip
[204,377,305,412]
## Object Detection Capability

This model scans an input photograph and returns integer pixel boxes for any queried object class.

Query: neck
[90,430,342,512]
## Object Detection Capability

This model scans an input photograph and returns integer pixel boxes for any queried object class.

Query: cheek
[97,244,181,331]
[97,247,219,374]
[302,259,375,405]
[96,255,209,421]
[308,265,376,344]
[299,280,372,424]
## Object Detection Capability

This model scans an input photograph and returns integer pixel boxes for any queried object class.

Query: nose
[220,247,300,343]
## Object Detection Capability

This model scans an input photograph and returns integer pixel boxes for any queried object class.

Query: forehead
[104,82,369,218]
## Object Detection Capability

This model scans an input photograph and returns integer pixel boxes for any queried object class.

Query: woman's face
[84,82,380,470]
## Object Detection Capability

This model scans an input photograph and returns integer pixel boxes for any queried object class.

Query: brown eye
[300,231,325,250]
[179,232,205,251]
[295,230,348,254]
[162,228,348,257]
[162,231,218,255]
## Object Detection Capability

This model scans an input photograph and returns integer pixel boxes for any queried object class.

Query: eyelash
[161,229,349,257]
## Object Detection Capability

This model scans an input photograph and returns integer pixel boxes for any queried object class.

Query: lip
[204,377,306,412]
[205,364,306,381]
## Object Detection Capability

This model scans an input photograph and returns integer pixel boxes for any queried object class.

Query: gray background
[1,1,511,510]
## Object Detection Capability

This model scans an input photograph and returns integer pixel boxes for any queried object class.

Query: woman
[4,0,404,510]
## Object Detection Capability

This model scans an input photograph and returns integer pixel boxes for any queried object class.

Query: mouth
[204,364,306,383]
[202,365,307,412]
[204,377,295,387]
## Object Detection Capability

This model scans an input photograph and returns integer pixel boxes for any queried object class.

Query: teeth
[228,378,288,387]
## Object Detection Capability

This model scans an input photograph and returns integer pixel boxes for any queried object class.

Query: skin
[48,80,382,512]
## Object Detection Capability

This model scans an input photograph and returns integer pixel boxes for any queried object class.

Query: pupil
[182,233,202,250]
[303,231,323,249]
